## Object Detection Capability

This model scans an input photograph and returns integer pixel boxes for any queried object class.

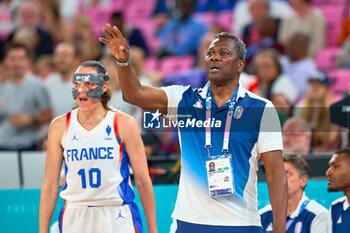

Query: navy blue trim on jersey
[331,199,350,233]
[260,208,316,233]
[175,220,264,233]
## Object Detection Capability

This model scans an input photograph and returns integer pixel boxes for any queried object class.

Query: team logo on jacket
[266,223,273,231]
[337,215,342,224]
[105,125,112,140]
[233,106,243,119]
[294,222,302,233]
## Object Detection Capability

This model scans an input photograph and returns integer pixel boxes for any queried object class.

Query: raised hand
[99,24,130,63]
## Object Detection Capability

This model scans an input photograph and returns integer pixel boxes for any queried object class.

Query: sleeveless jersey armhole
[62,112,71,143]
[113,111,121,142]
[114,111,125,168]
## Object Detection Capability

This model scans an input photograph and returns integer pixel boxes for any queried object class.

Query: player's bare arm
[118,111,158,233]
[99,23,168,113]
[39,115,65,233]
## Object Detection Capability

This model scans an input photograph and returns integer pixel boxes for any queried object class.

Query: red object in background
[247,76,259,93]
[148,166,166,180]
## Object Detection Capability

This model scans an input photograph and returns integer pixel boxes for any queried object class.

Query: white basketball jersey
[60,108,135,206]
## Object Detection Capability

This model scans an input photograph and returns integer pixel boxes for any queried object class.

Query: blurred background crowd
[0,0,350,182]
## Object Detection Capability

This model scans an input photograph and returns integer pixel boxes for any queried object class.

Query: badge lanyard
[286,199,309,231]
[205,84,239,158]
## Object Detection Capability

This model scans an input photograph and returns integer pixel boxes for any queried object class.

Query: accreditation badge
[206,157,234,197]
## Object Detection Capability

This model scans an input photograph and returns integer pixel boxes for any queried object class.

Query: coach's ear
[237,60,245,73]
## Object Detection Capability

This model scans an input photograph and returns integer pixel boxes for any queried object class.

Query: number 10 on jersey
[77,168,101,188]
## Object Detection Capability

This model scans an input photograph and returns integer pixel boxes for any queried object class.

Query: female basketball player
[39,60,157,233]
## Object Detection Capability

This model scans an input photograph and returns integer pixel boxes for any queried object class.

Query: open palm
[99,23,130,63]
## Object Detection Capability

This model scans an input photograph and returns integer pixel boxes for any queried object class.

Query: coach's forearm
[116,65,143,104]
[268,175,287,233]
[263,150,287,233]
[264,163,287,233]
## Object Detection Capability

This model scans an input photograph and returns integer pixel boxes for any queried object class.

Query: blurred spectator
[260,153,330,233]
[296,71,341,152]
[0,0,20,41]
[232,0,292,37]
[241,0,277,46]
[282,117,312,155]
[336,36,350,69]
[245,15,284,69]
[0,39,4,62]
[0,54,9,91]
[109,12,149,56]
[67,15,101,60]
[129,46,157,86]
[0,42,52,151]
[78,0,120,40]
[77,0,113,12]
[59,0,79,22]
[8,1,53,59]
[280,33,317,98]
[152,0,172,30]
[45,43,79,118]
[34,54,55,80]
[249,49,298,105]
[271,93,293,125]
[38,0,68,43]
[278,0,325,58]
[12,28,39,55]
[338,13,350,46]
[162,32,214,87]
[157,0,208,57]
[195,0,236,12]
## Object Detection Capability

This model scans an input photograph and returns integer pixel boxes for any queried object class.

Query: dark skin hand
[99,24,130,63]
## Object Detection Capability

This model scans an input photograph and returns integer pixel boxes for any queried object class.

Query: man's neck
[210,79,239,108]
[10,73,25,85]
[287,191,304,216]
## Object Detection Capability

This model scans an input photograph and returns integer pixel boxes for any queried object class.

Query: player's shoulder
[116,109,137,126]
[115,110,141,142]
[331,196,347,207]
[48,113,70,142]
[50,113,69,130]
[162,84,192,95]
